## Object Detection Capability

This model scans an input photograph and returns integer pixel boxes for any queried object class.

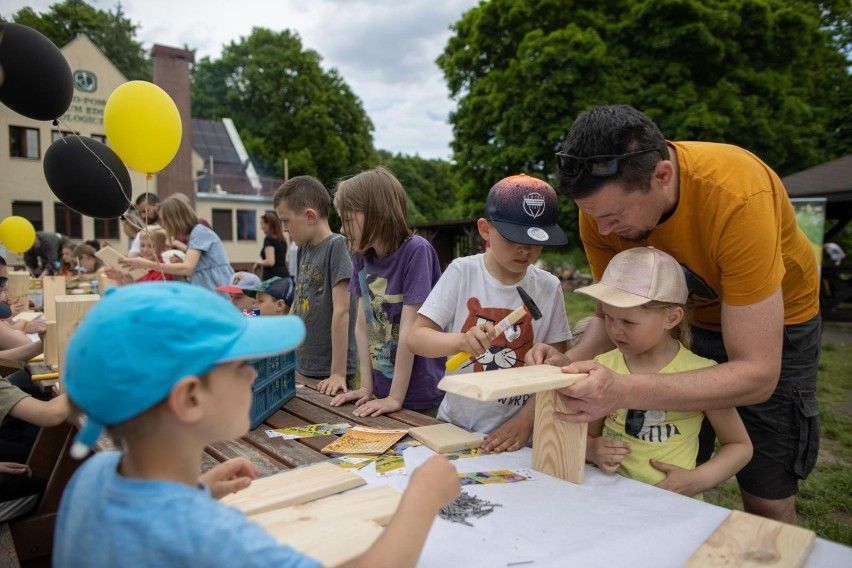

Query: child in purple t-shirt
[330,167,445,417]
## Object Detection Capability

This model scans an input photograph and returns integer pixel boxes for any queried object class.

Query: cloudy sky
[1,0,481,159]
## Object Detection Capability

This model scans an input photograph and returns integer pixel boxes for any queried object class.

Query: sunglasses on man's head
[555,147,663,178]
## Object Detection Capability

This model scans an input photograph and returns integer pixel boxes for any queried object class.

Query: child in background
[53,283,459,568]
[576,247,752,497]
[105,228,174,285]
[216,271,262,313]
[330,167,444,417]
[252,276,295,316]
[274,176,358,393]
[408,174,573,450]
[59,242,76,276]
[73,243,104,275]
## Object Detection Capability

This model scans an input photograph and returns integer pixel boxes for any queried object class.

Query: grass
[561,288,852,544]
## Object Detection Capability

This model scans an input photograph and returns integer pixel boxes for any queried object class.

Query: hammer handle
[445,305,528,372]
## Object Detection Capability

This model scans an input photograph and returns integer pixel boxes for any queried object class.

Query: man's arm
[557,289,784,421]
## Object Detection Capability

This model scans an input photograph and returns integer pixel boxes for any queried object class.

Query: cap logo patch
[523,193,546,219]
[527,227,549,242]
[232,274,244,285]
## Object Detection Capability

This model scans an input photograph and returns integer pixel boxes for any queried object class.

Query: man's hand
[554,361,627,422]
[200,457,259,500]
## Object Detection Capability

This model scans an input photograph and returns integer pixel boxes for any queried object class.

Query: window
[51,129,79,144]
[11,201,42,231]
[90,134,107,145]
[236,209,257,241]
[9,126,40,159]
[211,208,233,241]
[93,218,119,240]
[54,203,83,239]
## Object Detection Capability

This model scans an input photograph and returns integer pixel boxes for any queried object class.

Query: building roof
[783,154,852,203]
[191,118,241,165]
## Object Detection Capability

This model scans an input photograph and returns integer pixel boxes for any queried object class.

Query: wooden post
[41,276,66,322]
[55,295,100,393]
[532,389,587,484]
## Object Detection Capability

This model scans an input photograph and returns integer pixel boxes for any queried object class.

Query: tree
[191,28,375,186]
[376,151,464,224]
[439,0,852,237]
[4,0,151,81]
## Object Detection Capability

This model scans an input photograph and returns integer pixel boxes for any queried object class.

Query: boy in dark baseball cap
[251,276,295,315]
[409,174,573,452]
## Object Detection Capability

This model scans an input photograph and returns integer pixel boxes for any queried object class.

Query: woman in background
[254,212,290,281]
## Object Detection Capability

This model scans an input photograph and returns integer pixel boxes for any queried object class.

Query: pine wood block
[43,321,58,369]
[267,516,382,567]
[6,272,30,300]
[685,509,816,567]
[41,276,66,321]
[55,295,100,393]
[10,312,41,323]
[532,389,587,484]
[251,486,401,526]
[408,422,484,453]
[437,364,586,401]
[95,245,147,280]
[221,461,365,516]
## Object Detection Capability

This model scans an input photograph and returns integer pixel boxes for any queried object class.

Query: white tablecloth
[353,446,851,568]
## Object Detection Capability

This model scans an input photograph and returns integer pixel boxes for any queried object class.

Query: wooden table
[202,377,439,477]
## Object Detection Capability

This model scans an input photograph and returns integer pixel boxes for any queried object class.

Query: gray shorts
[691,315,821,500]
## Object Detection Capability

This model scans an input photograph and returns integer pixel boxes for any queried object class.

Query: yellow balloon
[0,216,37,254]
[104,80,182,174]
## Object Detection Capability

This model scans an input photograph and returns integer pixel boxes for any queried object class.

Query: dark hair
[0,255,5,266]
[274,176,330,219]
[558,105,668,199]
[135,192,159,206]
[83,239,101,251]
[261,211,286,242]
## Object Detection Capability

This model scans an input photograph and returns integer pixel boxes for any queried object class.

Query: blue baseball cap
[485,173,568,246]
[252,276,295,306]
[65,282,305,457]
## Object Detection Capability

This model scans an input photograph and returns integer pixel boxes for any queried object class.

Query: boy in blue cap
[252,276,296,315]
[54,283,459,568]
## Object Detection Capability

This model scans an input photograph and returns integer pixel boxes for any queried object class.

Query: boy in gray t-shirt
[274,177,358,391]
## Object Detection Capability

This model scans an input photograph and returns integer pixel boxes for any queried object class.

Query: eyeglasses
[625,409,646,437]
[555,148,662,178]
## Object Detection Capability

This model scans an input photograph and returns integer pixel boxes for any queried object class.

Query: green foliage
[375,151,463,224]
[5,0,151,81]
[439,0,852,244]
[191,28,375,187]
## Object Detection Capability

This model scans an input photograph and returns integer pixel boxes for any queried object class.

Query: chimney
[151,44,194,206]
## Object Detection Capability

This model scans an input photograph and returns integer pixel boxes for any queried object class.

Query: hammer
[445,286,543,372]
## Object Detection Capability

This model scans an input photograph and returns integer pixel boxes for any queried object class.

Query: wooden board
[10,311,42,323]
[221,461,365,516]
[437,364,586,401]
[251,485,401,525]
[6,272,30,300]
[43,321,58,369]
[94,245,147,280]
[532,389,587,484]
[408,423,484,453]
[685,509,816,567]
[55,295,100,393]
[267,516,382,567]
[41,276,66,322]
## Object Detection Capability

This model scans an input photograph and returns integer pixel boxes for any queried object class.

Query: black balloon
[43,136,132,219]
[0,23,73,120]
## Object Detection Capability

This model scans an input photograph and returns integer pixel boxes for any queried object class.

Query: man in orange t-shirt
[530,105,820,525]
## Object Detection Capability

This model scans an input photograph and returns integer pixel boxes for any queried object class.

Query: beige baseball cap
[575,247,687,307]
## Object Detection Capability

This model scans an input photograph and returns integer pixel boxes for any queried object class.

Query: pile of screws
[439,491,502,526]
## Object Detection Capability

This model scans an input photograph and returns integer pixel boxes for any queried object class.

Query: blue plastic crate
[250,351,297,429]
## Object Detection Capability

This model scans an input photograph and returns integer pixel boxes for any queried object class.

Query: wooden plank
[531,389,587,484]
[10,311,41,323]
[55,295,99,393]
[408,423,483,453]
[41,276,65,322]
[221,461,365,516]
[437,365,586,401]
[685,509,816,567]
[263,409,340,454]
[44,321,59,369]
[267,516,382,568]
[5,272,29,300]
[285,389,412,430]
[251,485,401,525]
[94,245,147,280]
[244,427,329,469]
